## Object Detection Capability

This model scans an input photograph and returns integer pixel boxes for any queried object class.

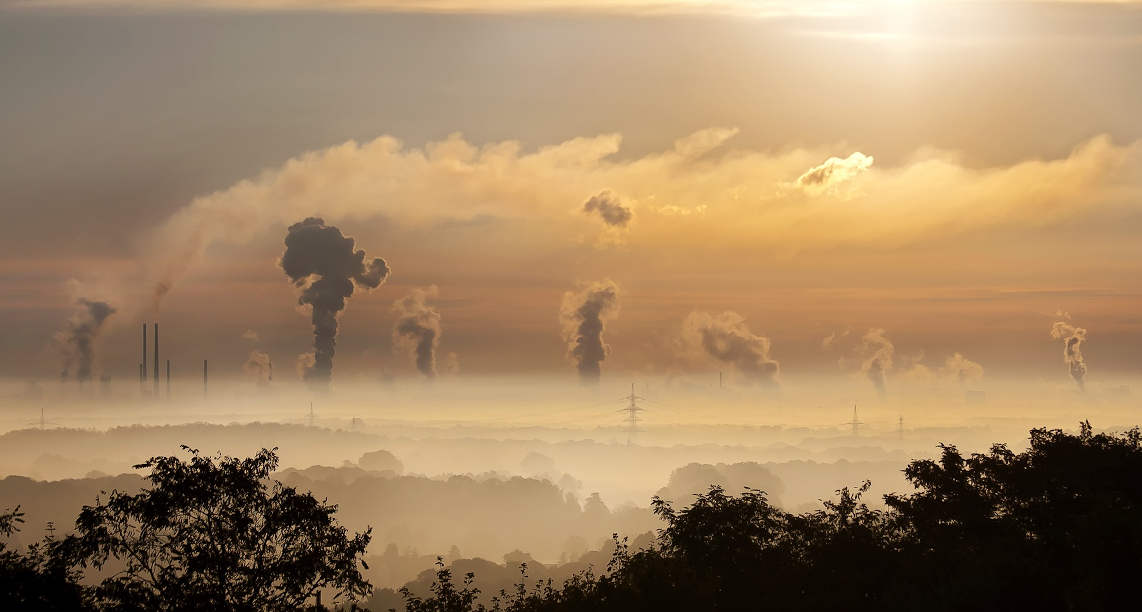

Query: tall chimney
[203,359,208,399]
[166,359,171,398]
[153,323,159,395]
[141,323,147,383]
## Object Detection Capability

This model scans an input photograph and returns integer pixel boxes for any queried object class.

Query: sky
[2,0,1141,387]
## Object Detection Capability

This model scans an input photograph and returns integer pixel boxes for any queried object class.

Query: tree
[393,422,1142,612]
[886,422,1142,611]
[59,446,372,611]
[0,505,90,609]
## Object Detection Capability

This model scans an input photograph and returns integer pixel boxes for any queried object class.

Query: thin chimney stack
[153,323,159,395]
[141,323,147,384]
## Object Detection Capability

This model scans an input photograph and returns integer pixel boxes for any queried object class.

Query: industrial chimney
[153,323,159,395]
[141,323,147,385]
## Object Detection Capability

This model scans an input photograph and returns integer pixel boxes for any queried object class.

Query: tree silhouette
[1,505,89,610]
[394,423,1142,612]
[58,446,372,611]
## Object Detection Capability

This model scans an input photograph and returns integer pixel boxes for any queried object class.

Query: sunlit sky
[1,0,1140,386]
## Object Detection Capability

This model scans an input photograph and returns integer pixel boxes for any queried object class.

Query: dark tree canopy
[59,446,372,611]
[397,423,1142,612]
[1,505,89,610]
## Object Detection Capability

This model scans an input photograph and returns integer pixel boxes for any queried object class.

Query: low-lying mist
[1,373,1136,591]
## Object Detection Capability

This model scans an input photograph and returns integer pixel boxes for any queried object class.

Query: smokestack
[166,359,171,398]
[203,359,208,398]
[141,323,147,384]
[153,323,159,395]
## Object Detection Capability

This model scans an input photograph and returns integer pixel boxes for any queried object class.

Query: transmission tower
[618,383,646,446]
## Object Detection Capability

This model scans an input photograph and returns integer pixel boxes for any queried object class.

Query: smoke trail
[582,191,632,227]
[858,328,894,398]
[392,286,442,378]
[56,299,116,382]
[559,280,620,382]
[1050,321,1088,390]
[280,217,390,387]
[243,350,273,386]
[682,311,779,385]
[940,352,983,384]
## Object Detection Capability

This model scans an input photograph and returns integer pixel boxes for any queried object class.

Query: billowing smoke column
[559,280,620,382]
[941,352,984,385]
[682,311,779,385]
[858,328,894,398]
[392,286,442,378]
[1050,321,1088,390]
[582,191,632,227]
[243,350,272,386]
[56,299,116,382]
[280,217,390,387]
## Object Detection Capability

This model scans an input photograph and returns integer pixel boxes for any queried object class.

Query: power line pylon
[619,383,646,446]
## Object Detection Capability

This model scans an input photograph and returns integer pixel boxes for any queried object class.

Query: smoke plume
[243,350,272,386]
[280,217,390,386]
[940,352,984,385]
[857,328,894,397]
[582,191,632,228]
[56,299,116,382]
[392,286,442,378]
[1050,321,1088,390]
[559,280,620,382]
[682,311,779,385]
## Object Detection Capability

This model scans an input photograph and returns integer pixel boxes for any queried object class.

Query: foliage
[0,505,90,609]
[58,446,372,611]
[397,423,1142,612]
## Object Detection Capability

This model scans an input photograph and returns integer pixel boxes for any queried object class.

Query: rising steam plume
[1050,320,1088,390]
[559,280,620,382]
[280,217,390,387]
[682,311,779,385]
[56,299,116,382]
[243,350,272,386]
[392,286,442,378]
[858,328,894,398]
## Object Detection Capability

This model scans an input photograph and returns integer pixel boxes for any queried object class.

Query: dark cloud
[559,280,620,382]
[682,311,779,385]
[1050,321,1088,390]
[280,217,390,387]
[582,191,632,228]
[392,286,442,378]
[56,298,116,382]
